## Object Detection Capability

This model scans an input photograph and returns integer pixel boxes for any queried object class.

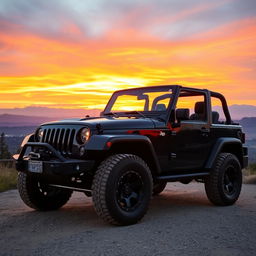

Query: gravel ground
[0,182,255,256]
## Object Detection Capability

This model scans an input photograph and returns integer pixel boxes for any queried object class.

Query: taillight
[241,132,245,143]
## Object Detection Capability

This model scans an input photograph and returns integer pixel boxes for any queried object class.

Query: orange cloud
[0,15,255,109]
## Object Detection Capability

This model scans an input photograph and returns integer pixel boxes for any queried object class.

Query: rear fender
[205,138,244,169]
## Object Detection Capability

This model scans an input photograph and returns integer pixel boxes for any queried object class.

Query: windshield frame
[102,85,179,121]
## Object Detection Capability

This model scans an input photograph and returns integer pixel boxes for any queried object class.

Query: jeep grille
[40,128,76,154]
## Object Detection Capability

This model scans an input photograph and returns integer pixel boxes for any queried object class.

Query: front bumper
[14,142,95,176]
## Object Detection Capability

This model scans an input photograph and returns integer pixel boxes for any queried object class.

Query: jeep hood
[41,117,157,130]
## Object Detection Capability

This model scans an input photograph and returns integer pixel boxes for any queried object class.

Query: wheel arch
[108,141,161,176]
[85,134,161,175]
[205,138,244,169]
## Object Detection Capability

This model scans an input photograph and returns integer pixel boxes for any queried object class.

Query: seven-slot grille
[40,127,76,154]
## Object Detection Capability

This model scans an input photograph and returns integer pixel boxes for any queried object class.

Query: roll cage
[102,85,232,125]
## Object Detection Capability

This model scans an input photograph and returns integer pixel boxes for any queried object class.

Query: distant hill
[239,117,256,127]
[229,105,256,120]
[0,126,37,136]
[0,105,255,120]
[0,107,101,118]
[0,114,59,126]
[212,105,256,120]
[239,117,256,140]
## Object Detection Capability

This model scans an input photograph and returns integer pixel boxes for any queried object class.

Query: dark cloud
[0,0,89,41]
[0,0,255,42]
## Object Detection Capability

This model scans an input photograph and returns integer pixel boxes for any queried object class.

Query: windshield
[104,86,173,117]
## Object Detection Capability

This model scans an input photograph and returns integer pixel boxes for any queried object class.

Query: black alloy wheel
[205,153,242,206]
[18,172,72,210]
[116,170,144,212]
[92,154,153,225]
[223,166,240,195]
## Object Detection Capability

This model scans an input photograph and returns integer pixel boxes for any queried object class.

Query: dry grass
[243,175,256,184]
[0,166,17,192]
[243,163,256,184]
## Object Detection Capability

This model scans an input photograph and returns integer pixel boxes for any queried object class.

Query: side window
[175,92,207,122]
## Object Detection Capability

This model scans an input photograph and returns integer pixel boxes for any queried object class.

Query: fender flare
[84,134,161,173]
[204,137,243,169]
[21,133,35,147]
[13,133,35,160]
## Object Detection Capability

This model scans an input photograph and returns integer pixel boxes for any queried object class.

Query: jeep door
[166,89,212,172]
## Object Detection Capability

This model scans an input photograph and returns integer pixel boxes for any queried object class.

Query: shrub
[0,166,17,192]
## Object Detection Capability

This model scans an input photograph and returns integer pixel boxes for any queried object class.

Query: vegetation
[249,163,256,174]
[243,163,256,184]
[0,165,17,192]
[0,132,16,192]
[0,132,11,159]
[243,163,256,175]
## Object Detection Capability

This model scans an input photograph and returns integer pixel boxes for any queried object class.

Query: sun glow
[0,4,255,111]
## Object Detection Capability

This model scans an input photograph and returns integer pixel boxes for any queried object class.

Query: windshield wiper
[124,111,147,118]
[104,112,119,118]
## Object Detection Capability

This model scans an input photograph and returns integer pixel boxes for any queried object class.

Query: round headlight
[37,128,44,141]
[79,127,90,144]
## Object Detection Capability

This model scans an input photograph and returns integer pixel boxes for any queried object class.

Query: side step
[49,184,91,192]
[156,172,209,182]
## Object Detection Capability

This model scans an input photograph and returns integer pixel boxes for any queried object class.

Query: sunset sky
[0,0,255,112]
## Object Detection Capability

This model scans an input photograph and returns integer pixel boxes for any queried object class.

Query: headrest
[195,102,205,114]
[212,111,220,124]
[155,104,166,111]
[176,108,190,122]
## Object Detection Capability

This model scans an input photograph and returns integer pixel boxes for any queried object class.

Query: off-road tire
[92,154,153,225]
[18,172,72,210]
[153,181,167,196]
[205,153,242,206]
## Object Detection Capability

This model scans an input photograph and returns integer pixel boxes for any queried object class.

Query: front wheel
[153,181,167,196]
[18,172,72,210]
[92,154,153,225]
[205,153,242,206]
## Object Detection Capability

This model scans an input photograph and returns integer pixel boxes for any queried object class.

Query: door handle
[201,127,210,136]
[201,127,210,132]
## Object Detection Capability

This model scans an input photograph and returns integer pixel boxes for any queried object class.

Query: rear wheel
[92,154,153,225]
[18,172,72,210]
[205,153,242,206]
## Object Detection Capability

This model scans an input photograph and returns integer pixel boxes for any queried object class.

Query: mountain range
[0,107,100,119]
[0,114,58,126]
[213,104,256,120]
[0,105,256,120]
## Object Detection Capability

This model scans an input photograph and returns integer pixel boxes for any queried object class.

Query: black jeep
[14,85,248,225]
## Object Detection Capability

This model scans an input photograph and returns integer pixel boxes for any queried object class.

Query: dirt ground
[0,182,256,256]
